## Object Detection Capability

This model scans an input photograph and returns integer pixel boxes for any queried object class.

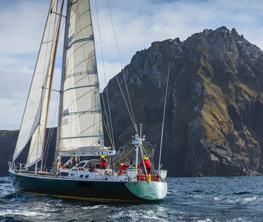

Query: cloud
[0,0,49,57]
[1,0,263,129]
[93,0,263,72]
[0,69,31,100]
[0,98,25,130]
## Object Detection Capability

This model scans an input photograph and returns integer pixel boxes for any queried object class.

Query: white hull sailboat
[8,0,168,202]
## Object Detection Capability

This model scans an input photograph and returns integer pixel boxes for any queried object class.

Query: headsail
[59,0,104,156]
[26,0,65,167]
[12,0,58,163]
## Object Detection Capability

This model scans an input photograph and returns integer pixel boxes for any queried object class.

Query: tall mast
[54,0,70,168]
[40,0,65,171]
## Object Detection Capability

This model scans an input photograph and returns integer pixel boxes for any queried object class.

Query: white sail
[26,0,65,167]
[12,0,58,162]
[25,56,53,167]
[59,0,104,155]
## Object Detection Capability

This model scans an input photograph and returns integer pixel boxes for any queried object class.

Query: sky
[0,0,263,130]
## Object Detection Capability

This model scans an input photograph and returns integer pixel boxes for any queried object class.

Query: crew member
[100,155,107,169]
[119,161,129,174]
[138,156,151,174]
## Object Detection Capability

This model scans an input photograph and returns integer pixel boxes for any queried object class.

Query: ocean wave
[0,176,263,221]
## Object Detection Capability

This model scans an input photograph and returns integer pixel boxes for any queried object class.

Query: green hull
[9,171,167,202]
[125,180,167,200]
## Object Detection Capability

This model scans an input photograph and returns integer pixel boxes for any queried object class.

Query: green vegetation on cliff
[2,27,263,177]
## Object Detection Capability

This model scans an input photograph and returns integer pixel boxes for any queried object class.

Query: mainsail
[12,0,58,163]
[59,0,104,156]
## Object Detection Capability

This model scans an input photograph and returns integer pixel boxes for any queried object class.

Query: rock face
[0,130,18,176]
[102,26,263,177]
[0,129,56,176]
[1,27,263,177]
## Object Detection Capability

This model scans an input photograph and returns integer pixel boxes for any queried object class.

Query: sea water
[0,176,263,221]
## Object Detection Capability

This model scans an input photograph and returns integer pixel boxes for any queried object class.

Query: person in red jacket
[118,161,129,175]
[138,156,151,174]
[100,155,107,169]
[119,161,128,171]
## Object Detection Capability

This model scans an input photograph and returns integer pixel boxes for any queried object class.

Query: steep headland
[102,26,263,177]
[1,26,263,177]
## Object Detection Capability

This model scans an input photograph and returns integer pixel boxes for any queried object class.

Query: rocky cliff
[102,26,263,177]
[1,26,263,177]
[0,129,56,176]
[0,130,18,176]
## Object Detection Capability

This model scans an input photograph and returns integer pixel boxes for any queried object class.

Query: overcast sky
[0,0,263,130]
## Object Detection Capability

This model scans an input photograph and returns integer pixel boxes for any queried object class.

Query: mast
[39,0,65,170]
[54,0,70,168]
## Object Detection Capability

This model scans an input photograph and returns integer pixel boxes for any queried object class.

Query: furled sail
[59,0,104,155]
[12,0,58,162]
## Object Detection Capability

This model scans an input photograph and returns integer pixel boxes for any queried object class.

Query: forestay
[12,0,58,163]
[59,0,104,155]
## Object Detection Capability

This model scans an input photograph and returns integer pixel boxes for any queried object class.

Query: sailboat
[8,0,167,202]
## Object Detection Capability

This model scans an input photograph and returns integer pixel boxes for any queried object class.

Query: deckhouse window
[57,172,69,177]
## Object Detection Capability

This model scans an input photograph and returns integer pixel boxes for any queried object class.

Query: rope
[158,63,171,170]
[101,93,114,149]
[43,89,60,170]
[109,146,136,167]
[94,1,115,149]
[106,88,115,148]
[106,0,137,134]
[91,2,138,135]
[102,111,115,150]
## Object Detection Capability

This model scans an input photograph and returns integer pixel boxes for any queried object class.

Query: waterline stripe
[18,190,140,202]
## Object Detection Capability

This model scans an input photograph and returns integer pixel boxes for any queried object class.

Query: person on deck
[119,161,129,175]
[100,155,107,169]
[138,156,151,174]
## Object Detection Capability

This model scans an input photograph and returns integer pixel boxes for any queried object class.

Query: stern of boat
[124,169,168,200]
[125,181,167,200]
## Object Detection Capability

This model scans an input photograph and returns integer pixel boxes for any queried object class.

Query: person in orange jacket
[138,156,151,174]
[100,155,107,169]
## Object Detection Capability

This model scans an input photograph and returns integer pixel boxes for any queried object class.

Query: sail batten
[64,84,99,92]
[61,135,102,139]
[67,36,94,48]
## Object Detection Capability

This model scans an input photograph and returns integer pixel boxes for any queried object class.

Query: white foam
[0,209,50,218]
